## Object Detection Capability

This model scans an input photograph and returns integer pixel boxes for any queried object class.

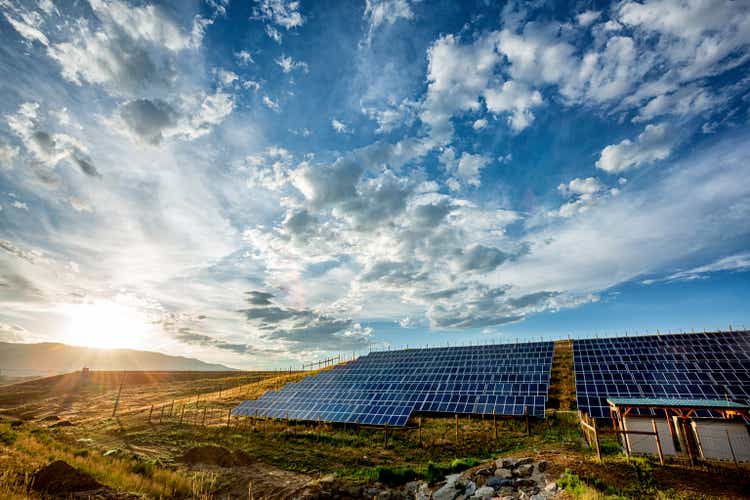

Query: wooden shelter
[607,398,750,464]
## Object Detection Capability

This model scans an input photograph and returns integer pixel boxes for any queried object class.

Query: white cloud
[556,177,607,217]
[596,123,675,173]
[116,91,234,145]
[472,118,487,130]
[216,68,239,87]
[331,118,348,133]
[275,55,308,73]
[235,50,254,64]
[4,12,49,46]
[484,80,543,131]
[11,200,29,211]
[576,10,601,27]
[656,252,750,283]
[253,0,304,42]
[439,148,491,188]
[362,0,414,45]
[0,143,19,169]
[262,95,280,111]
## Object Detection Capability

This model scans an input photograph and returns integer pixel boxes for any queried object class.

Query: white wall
[623,416,677,456]
[692,420,750,462]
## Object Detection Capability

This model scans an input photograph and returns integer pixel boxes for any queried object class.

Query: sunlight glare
[62,300,150,350]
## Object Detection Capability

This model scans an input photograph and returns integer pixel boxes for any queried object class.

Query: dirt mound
[181,445,237,467]
[232,449,253,466]
[31,460,102,494]
[181,446,254,467]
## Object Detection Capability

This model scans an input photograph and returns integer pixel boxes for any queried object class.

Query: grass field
[0,367,748,498]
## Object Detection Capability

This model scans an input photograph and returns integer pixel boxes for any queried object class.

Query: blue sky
[0,0,749,368]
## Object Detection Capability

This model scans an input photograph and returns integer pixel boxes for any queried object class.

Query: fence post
[112,371,127,418]
[159,405,164,423]
[170,400,175,417]
[418,416,422,447]
[524,405,530,436]
[202,407,207,426]
[593,417,602,463]
[455,414,459,445]
[179,405,185,424]
[148,405,154,423]
[384,424,389,448]
[226,409,231,427]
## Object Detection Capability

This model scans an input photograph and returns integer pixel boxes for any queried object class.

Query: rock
[494,468,512,479]
[486,476,513,488]
[475,475,486,487]
[31,460,102,494]
[475,467,494,476]
[473,486,496,499]
[515,478,537,488]
[415,482,431,500]
[103,449,121,457]
[514,464,533,478]
[530,495,545,500]
[497,457,516,468]
[464,480,476,496]
[536,460,548,473]
[515,457,534,467]
[433,474,461,500]
[544,482,557,493]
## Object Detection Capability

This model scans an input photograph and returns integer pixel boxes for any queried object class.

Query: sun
[62,300,150,350]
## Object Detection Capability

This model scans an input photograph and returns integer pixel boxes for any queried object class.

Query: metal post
[384,424,389,448]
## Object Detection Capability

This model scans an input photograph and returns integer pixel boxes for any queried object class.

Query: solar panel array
[233,342,554,426]
[574,331,750,418]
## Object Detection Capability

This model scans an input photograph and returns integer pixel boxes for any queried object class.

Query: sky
[0,0,749,369]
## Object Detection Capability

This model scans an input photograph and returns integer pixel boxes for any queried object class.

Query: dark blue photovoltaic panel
[233,342,554,426]
[573,331,750,418]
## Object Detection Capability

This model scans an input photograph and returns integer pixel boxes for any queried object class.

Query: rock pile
[428,457,557,500]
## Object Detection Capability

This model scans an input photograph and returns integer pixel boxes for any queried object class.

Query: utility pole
[112,371,127,417]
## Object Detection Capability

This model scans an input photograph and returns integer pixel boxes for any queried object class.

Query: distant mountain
[0,342,236,377]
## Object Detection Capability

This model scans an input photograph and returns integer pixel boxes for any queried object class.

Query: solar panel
[573,331,750,418]
[233,342,554,426]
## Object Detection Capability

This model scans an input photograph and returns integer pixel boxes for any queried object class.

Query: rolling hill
[0,342,235,377]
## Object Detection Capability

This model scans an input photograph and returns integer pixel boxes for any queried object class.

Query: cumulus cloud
[484,80,543,131]
[439,148,491,188]
[556,177,605,217]
[596,123,675,173]
[47,0,202,96]
[117,92,234,144]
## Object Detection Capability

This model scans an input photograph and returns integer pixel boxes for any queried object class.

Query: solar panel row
[233,342,554,426]
[573,331,750,418]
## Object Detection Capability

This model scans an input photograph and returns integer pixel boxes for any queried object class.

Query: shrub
[423,462,450,484]
[370,466,419,486]
[0,424,17,445]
